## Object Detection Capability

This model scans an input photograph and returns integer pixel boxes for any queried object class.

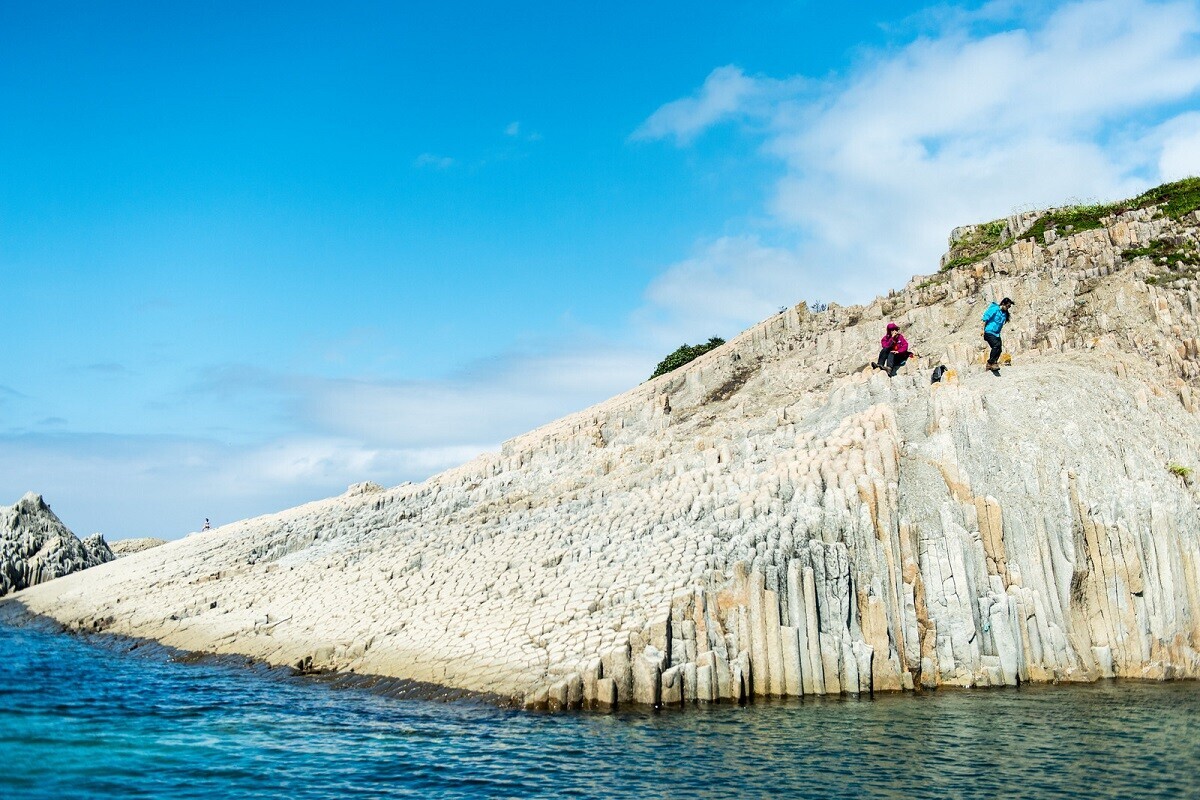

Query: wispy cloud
[302,348,646,447]
[1155,111,1200,178]
[190,345,649,451]
[504,120,542,142]
[631,65,805,145]
[413,152,455,169]
[635,236,806,346]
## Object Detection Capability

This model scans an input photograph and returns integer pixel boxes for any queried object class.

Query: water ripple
[2,624,1197,799]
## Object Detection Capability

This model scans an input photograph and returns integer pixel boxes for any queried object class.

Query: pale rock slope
[4,193,1200,708]
[109,538,168,558]
[1,493,114,597]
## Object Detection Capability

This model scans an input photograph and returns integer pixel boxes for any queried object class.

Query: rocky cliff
[1,493,114,597]
[3,181,1199,708]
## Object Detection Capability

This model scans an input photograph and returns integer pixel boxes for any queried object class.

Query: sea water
[2,622,1197,799]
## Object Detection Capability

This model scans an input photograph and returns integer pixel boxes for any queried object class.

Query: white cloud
[636,237,808,346]
[631,66,805,144]
[503,120,542,142]
[1158,112,1200,178]
[296,348,649,448]
[638,0,1200,298]
[414,152,455,169]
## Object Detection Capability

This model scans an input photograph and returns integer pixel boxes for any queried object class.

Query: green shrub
[941,219,1011,272]
[650,337,726,380]
[1025,178,1200,244]
[1022,202,1121,245]
[1130,177,1200,219]
[1123,238,1199,270]
[1168,463,1193,482]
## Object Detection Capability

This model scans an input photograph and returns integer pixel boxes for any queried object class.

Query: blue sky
[3,0,1200,538]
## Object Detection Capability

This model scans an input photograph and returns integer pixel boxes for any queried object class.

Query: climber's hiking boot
[986,362,1001,375]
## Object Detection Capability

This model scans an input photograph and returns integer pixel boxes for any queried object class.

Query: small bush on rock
[650,337,726,380]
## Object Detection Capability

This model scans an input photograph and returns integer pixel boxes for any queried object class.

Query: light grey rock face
[0,493,114,597]
[109,538,168,557]
[3,201,1200,707]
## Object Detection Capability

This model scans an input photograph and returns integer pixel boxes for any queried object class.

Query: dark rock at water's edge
[0,492,114,597]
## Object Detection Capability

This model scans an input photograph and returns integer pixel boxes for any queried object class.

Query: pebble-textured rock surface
[1,493,114,597]
[3,201,1200,708]
[109,538,168,558]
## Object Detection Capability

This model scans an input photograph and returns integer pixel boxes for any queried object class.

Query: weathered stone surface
[3,201,1200,708]
[109,538,167,557]
[0,493,114,597]
[660,665,683,706]
[593,677,617,708]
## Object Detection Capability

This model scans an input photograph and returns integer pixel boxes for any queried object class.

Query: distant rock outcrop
[3,181,1200,707]
[109,538,168,557]
[0,493,114,597]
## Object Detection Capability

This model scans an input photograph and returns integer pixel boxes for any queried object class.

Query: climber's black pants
[877,348,909,375]
[983,333,1002,364]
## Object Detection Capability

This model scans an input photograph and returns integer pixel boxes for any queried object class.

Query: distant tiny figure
[875,322,911,377]
[982,297,1014,372]
[202,518,211,532]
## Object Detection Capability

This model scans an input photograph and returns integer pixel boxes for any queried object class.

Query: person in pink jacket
[875,322,911,377]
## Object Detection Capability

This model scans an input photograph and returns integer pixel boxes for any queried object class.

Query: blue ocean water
[2,622,1197,800]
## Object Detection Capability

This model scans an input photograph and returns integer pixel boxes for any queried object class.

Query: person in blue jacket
[982,297,1014,370]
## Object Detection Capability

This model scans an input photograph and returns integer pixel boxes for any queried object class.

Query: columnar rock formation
[1,493,114,597]
[3,188,1199,708]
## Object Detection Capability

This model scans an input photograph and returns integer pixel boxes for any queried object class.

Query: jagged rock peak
[16,491,48,512]
[1,494,114,597]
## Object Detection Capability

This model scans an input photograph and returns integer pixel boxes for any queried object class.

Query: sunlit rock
[3,189,1200,707]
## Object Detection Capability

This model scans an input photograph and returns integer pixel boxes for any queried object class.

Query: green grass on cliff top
[940,176,1200,273]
